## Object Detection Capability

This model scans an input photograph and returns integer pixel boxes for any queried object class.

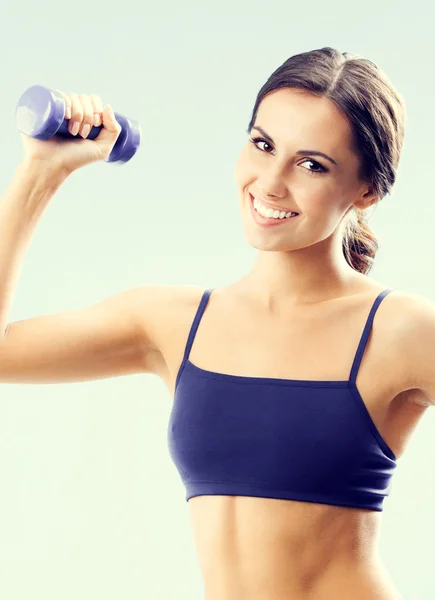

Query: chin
[242,229,297,252]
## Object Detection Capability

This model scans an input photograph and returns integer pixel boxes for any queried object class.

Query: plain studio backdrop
[0,1,433,598]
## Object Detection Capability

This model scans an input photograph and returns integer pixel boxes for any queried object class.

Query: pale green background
[0,0,433,598]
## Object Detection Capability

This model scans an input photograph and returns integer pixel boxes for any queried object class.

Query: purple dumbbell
[16,84,141,164]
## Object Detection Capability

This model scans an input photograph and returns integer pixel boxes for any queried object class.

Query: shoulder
[142,283,207,350]
[139,284,207,387]
[139,282,206,324]
[165,285,209,318]
[384,289,435,336]
[383,289,435,405]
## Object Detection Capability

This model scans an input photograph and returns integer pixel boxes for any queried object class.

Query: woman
[1,47,431,599]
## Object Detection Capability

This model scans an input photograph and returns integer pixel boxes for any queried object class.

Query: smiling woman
[0,44,418,600]
[235,46,405,276]
[163,46,416,600]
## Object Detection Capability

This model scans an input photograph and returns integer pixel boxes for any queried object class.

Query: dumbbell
[16,84,141,164]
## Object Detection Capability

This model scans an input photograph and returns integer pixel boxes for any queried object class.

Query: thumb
[95,104,122,151]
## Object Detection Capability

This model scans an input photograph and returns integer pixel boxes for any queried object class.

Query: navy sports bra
[167,288,397,512]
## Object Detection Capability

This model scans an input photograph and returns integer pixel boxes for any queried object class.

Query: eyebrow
[249,125,338,167]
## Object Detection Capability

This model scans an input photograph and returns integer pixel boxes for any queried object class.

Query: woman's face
[234,88,375,253]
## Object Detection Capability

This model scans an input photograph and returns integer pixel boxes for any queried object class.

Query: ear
[353,187,378,211]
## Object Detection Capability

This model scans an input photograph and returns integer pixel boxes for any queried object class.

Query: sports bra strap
[182,288,214,363]
[349,288,394,384]
[180,287,394,385]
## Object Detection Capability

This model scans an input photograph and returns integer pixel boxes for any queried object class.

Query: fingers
[55,89,72,119]
[75,94,94,138]
[55,90,105,139]
[89,94,104,128]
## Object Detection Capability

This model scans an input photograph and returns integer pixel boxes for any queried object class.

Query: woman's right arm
[0,160,168,384]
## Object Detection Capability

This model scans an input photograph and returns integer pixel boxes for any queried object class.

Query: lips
[249,193,300,228]
[249,193,298,215]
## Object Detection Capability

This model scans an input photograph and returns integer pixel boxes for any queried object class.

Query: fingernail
[93,114,101,127]
[81,124,91,139]
[65,106,71,119]
[71,122,80,136]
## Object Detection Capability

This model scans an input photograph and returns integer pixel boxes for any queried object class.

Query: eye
[249,137,328,176]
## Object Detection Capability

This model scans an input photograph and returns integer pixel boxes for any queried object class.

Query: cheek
[305,181,343,215]
[233,147,253,186]
[310,193,334,214]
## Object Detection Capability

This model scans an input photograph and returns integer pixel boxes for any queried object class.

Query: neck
[241,240,366,309]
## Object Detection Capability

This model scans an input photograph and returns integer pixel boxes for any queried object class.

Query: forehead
[256,88,354,155]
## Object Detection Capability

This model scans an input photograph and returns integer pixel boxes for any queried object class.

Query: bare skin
[157,280,423,599]
[155,88,421,598]
[0,87,420,598]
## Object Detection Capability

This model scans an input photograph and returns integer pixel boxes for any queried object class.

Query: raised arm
[0,160,169,384]
[0,161,179,384]
[0,284,170,384]
[0,92,176,385]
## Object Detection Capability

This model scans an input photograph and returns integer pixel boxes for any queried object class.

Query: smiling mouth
[249,193,299,218]
[249,193,300,227]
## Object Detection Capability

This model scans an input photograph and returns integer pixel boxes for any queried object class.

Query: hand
[20,91,122,176]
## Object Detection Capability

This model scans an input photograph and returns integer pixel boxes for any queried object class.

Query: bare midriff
[157,281,419,600]
[188,495,402,600]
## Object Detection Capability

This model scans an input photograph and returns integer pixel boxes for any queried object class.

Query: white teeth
[253,197,297,219]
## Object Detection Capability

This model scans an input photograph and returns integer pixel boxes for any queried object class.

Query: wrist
[19,158,71,185]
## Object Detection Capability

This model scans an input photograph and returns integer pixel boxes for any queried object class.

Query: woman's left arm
[399,295,435,407]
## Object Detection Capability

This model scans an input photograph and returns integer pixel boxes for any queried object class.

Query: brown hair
[247,47,406,275]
